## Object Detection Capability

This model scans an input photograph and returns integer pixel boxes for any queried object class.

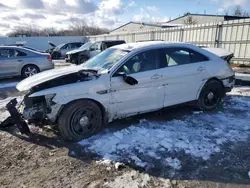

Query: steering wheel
[123,65,130,74]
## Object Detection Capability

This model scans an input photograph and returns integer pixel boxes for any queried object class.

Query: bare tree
[233,5,243,16]
[183,13,198,25]
[8,23,109,37]
[232,5,249,17]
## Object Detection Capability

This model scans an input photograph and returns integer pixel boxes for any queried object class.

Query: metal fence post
[214,24,222,48]
[150,31,155,40]
[179,28,184,42]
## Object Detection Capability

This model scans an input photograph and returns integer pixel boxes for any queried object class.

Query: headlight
[45,94,56,109]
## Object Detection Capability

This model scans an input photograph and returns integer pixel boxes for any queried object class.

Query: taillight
[47,55,52,61]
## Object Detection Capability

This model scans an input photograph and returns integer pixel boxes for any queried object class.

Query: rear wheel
[21,65,39,78]
[58,100,103,142]
[197,80,224,111]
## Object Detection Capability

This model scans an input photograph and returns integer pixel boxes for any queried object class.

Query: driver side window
[116,49,160,75]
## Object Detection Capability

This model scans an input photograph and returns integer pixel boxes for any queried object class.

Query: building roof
[109,21,179,33]
[111,41,183,51]
[166,13,250,23]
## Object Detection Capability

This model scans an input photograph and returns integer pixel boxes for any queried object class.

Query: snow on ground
[79,87,250,170]
[0,81,18,89]
[0,96,23,121]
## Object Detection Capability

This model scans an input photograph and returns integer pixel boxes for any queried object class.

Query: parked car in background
[65,40,126,65]
[45,42,57,54]
[0,46,53,78]
[51,42,84,59]
[16,41,234,141]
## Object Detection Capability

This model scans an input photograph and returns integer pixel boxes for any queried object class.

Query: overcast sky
[0,0,249,36]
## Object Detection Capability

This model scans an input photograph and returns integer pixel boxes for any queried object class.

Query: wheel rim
[70,107,98,136]
[203,87,221,107]
[24,67,38,77]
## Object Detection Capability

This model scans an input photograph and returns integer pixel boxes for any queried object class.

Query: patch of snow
[0,96,23,121]
[165,158,182,170]
[79,87,250,169]
[193,111,203,115]
[0,82,18,89]
[96,159,112,165]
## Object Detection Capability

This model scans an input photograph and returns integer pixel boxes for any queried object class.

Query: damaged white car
[2,42,235,141]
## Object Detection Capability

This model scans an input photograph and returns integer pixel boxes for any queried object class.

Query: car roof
[0,46,47,54]
[94,40,125,43]
[111,41,187,51]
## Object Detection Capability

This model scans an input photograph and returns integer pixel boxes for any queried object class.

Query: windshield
[82,48,129,71]
[79,42,93,50]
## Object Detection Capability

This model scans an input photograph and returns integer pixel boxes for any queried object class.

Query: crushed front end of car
[0,68,99,135]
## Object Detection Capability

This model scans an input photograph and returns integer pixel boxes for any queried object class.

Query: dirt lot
[0,67,250,188]
[0,86,250,188]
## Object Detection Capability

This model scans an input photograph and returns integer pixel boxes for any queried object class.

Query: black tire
[21,65,40,78]
[197,80,224,111]
[58,100,103,142]
[52,51,61,60]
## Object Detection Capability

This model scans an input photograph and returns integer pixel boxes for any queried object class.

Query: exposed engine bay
[0,70,99,134]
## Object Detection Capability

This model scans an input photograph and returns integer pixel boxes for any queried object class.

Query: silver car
[0,46,54,78]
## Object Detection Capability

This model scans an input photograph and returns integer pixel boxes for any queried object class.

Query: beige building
[166,13,249,25]
[110,14,249,34]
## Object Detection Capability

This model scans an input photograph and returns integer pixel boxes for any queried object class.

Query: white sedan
[16,41,235,141]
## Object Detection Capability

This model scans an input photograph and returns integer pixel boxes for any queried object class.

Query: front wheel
[58,100,103,142]
[197,80,224,111]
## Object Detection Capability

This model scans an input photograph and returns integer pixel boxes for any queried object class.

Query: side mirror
[116,72,138,86]
[124,75,138,85]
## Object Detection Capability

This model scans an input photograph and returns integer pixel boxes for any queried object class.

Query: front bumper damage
[0,98,30,134]
[0,95,62,134]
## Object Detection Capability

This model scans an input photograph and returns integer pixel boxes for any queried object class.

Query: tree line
[8,21,109,37]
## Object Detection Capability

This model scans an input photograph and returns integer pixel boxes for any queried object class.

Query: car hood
[202,47,233,58]
[17,66,84,91]
[66,48,87,55]
[48,42,56,47]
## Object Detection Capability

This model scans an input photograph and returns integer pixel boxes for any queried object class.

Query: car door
[159,47,210,106]
[0,48,20,77]
[110,49,165,118]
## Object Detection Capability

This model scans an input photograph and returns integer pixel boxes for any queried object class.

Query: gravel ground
[0,64,250,188]
[0,86,250,188]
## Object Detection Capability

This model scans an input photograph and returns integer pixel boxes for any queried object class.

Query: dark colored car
[51,42,84,60]
[65,40,126,65]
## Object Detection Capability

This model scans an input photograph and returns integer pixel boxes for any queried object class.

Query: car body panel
[0,46,53,79]
[16,42,235,123]
[110,69,165,118]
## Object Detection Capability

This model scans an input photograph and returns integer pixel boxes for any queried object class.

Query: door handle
[17,60,23,62]
[151,74,162,80]
[197,67,206,72]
